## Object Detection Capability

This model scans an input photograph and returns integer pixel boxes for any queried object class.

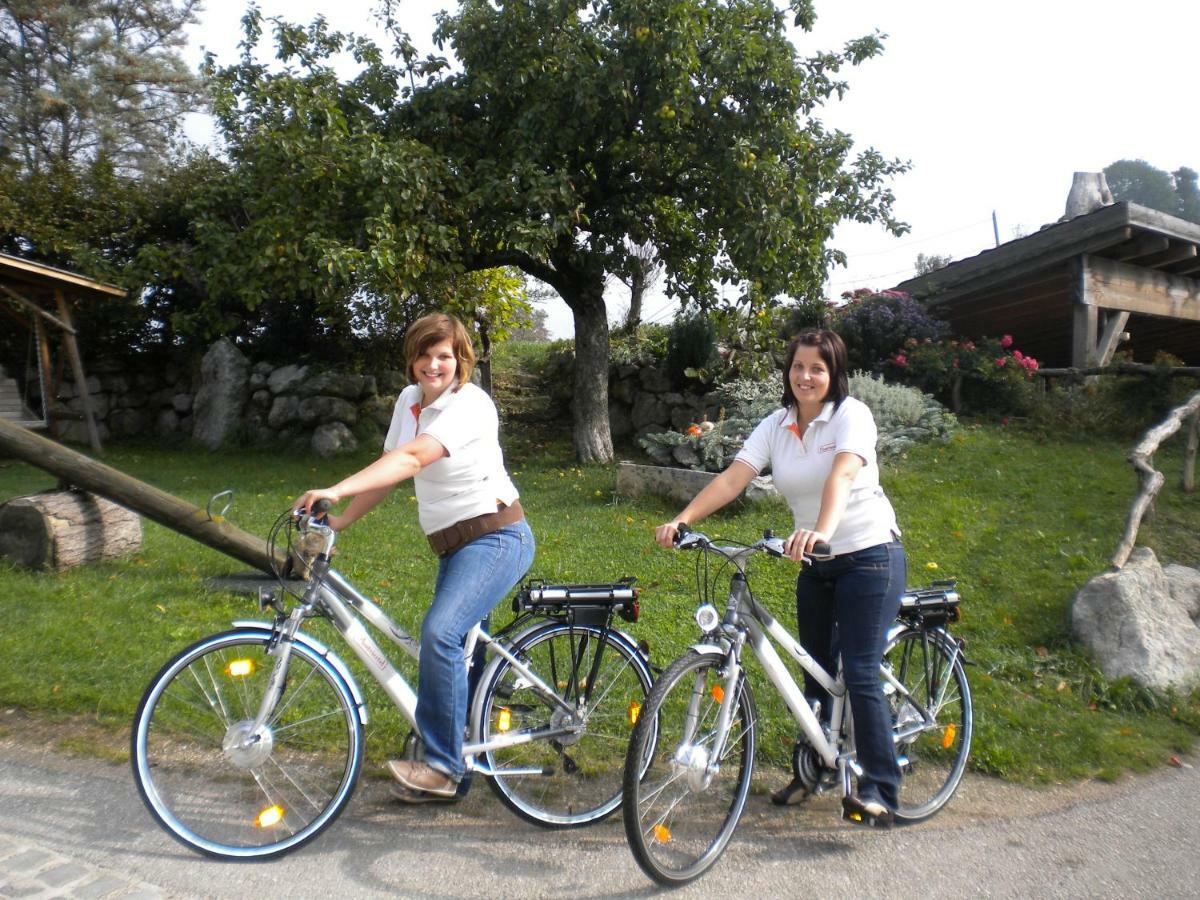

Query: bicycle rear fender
[233,620,369,725]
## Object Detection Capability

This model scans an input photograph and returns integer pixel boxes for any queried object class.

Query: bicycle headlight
[695,604,720,634]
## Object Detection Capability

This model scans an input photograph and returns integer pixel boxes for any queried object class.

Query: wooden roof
[893,202,1200,366]
[0,251,126,300]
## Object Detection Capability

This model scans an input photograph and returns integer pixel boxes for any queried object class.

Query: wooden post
[54,288,102,453]
[1184,409,1199,493]
[33,316,53,428]
[1112,389,1200,568]
[0,417,283,574]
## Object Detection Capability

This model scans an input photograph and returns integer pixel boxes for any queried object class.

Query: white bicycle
[131,501,654,859]
[623,526,972,886]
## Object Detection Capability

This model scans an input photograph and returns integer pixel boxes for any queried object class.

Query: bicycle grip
[673,522,691,547]
[810,540,832,557]
[311,499,333,517]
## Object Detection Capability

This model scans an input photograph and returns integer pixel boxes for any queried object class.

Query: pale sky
[185,0,1200,338]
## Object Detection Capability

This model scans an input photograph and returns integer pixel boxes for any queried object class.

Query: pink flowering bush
[885,334,1040,415]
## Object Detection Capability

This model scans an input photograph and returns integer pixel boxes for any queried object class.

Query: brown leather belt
[426,500,524,557]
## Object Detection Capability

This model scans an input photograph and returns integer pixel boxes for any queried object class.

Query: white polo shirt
[383,382,519,535]
[733,397,899,556]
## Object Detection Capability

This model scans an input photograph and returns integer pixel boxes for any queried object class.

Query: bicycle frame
[245,527,593,776]
[686,537,943,792]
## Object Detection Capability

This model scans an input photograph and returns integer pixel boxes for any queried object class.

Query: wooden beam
[0,252,126,297]
[1168,257,1200,276]
[1137,243,1197,268]
[33,317,53,429]
[1096,311,1130,366]
[0,418,284,574]
[0,284,76,334]
[1073,255,1098,368]
[1109,235,1169,262]
[1084,255,1200,321]
[54,289,102,453]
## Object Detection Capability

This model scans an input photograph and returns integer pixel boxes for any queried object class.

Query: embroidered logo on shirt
[818,441,836,453]
[786,423,803,440]
[409,402,421,423]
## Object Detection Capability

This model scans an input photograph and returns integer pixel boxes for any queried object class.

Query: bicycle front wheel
[623,650,755,887]
[885,627,973,823]
[131,629,364,860]
[476,621,653,827]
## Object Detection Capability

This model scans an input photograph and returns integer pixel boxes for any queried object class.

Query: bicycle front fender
[232,620,368,725]
[687,642,727,659]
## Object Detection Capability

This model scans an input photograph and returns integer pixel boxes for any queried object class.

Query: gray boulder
[311,422,359,458]
[297,396,357,426]
[1072,547,1200,691]
[268,364,309,396]
[192,339,249,450]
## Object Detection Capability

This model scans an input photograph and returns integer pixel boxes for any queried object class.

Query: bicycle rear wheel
[131,629,363,859]
[885,627,972,823]
[623,650,755,887]
[475,621,653,827]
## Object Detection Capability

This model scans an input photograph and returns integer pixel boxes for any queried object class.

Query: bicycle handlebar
[673,524,831,561]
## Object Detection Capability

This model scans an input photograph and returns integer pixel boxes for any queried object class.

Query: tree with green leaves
[1103,159,1200,224]
[395,0,907,461]
[0,0,204,176]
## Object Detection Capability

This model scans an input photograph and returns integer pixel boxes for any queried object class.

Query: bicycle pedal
[841,796,894,829]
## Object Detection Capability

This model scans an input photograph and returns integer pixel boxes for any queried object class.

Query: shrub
[885,334,1040,416]
[639,372,955,471]
[664,313,717,386]
[847,372,957,456]
[833,289,949,373]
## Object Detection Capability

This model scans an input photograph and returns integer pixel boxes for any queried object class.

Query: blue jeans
[795,540,906,810]
[417,519,535,779]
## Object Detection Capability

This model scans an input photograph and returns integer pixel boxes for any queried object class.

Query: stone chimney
[1061,172,1115,221]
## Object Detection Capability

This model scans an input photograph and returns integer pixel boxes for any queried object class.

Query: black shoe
[770,776,812,806]
[841,795,894,829]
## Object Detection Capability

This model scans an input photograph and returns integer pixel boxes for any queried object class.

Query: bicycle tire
[622,650,756,887]
[131,629,364,860]
[474,620,653,827]
[885,627,973,823]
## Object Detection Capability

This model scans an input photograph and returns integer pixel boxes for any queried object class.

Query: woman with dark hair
[295,312,534,802]
[654,329,906,827]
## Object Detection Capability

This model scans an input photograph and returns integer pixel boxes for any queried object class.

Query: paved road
[1,729,1196,899]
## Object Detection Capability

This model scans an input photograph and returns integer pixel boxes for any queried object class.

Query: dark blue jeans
[795,540,906,810]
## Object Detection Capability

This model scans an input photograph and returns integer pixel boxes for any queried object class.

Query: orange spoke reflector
[255,805,284,828]
[628,699,641,726]
[711,684,725,703]
[497,708,512,732]
[226,659,255,678]
[653,823,671,843]
[942,723,957,749]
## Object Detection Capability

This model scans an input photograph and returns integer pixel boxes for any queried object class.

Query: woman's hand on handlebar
[784,528,829,562]
[655,521,688,549]
[293,489,340,521]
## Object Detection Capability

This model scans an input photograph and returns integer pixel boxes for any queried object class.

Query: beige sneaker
[387,760,458,797]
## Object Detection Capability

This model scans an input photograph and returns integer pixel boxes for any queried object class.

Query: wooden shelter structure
[0,251,126,453]
[894,202,1200,368]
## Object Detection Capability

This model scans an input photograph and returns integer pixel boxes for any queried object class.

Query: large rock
[615,462,777,508]
[1072,548,1200,690]
[192,339,250,450]
[311,422,359,458]
[297,396,357,426]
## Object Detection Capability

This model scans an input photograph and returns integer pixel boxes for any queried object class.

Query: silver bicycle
[622,526,972,886]
[131,502,654,860]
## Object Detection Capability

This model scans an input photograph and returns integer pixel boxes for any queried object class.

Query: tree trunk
[568,287,614,463]
[0,417,283,573]
[624,267,645,333]
[0,489,142,570]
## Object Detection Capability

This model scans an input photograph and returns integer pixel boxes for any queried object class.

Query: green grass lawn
[1,422,1198,782]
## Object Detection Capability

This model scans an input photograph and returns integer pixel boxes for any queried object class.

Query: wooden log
[0,489,142,570]
[0,417,283,574]
[1184,409,1199,494]
[1111,389,1200,568]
